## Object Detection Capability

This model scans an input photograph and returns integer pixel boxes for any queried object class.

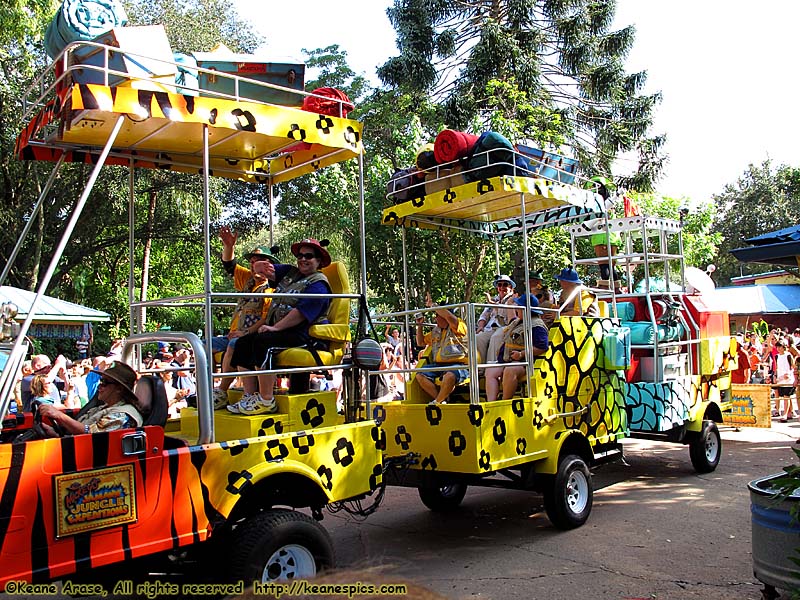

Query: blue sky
[236,1,800,203]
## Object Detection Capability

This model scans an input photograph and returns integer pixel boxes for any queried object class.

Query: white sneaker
[213,388,228,409]
[238,393,278,415]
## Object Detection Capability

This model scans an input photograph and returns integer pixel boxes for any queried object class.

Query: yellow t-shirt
[230,264,272,333]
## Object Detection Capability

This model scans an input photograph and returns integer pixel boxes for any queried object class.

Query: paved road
[321,419,799,600]
[4,420,797,600]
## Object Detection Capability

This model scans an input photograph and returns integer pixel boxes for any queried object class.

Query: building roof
[704,284,800,314]
[745,224,800,244]
[729,224,800,267]
[0,286,110,323]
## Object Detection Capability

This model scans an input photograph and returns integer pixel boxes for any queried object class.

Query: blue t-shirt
[532,323,549,351]
[85,370,101,402]
[21,375,63,412]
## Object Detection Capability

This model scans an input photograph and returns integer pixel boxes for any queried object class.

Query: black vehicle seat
[133,375,169,427]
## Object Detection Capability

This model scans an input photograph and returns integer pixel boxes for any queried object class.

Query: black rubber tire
[543,455,593,530]
[227,509,334,583]
[689,420,722,473]
[418,483,468,512]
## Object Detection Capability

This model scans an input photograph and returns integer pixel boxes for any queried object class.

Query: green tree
[378,0,664,190]
[124,0,262,53]
[0,0,264,350]
[0,1,56,288]
[630,192,720,271]
[711,160,800,286]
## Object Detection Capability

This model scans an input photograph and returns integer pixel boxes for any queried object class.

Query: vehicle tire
[689,420,722,473]
[543,455,593,530]
[227,509,334,583]
[417,483,468,512]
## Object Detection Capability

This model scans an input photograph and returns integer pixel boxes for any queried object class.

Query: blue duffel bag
[45,0,128,59]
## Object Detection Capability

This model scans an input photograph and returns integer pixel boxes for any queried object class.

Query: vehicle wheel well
[227,473,329,523]
[559,432,594,466]
[704,402,723,423]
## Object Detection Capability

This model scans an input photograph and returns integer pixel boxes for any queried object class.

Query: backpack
[386,167,424,202]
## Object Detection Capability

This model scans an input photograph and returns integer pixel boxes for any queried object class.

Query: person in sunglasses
[37,362,143,436]
[228,238,333,415]
[475,274,517,364]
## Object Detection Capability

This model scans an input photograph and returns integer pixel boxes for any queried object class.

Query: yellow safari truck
[0,38,382,586]
[376,146,733,529]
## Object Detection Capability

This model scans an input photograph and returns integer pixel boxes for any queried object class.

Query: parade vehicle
[568,215,733,473]
[0,33,383,587]
[375,135,735,528]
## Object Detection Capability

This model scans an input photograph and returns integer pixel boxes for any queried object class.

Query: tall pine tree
[377,0,664,190]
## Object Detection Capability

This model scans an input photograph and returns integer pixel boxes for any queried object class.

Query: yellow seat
[275,261,352,368]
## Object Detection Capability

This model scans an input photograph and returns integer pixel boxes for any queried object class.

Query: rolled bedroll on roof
[44,0,128,59]
[433,129,479,163]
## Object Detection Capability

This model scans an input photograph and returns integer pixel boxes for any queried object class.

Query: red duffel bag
[302,87,355,117]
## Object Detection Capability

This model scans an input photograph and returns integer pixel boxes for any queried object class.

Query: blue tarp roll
[44,0,128,59]
[623,321,684,345]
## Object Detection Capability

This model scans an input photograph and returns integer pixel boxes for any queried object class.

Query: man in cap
[527,270,557,325]
[475,274,516,363]
[527,271,554,302]
[214,226,278,408]
[38,361,143,435]
[170,343,197,405]
[555,267,598,317]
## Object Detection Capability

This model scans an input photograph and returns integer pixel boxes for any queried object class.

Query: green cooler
[192,51,305,106]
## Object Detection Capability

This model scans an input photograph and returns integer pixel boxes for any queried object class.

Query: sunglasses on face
[497,283,511,288]
[99,379,114,387]
[295,252,318,260]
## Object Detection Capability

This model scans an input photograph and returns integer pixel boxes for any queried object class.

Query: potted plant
[749,447,800,598]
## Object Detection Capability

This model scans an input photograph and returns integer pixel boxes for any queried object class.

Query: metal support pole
[401,227,411,368]
[520,192,533,395]
[0,116,125,403]
[268,168,275,246]
[358,152,367,297]
[201,124,215,442]
[128,157,138,336]
[494,237,501,276]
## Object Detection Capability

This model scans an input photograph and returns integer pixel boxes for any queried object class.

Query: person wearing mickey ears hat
[475,274,517,364]
[484,294,550,402]
[38,361,143,436]
[228,238,333,415]
[527,270,557,326]
[555,266,599,318]
[527,270,555,304]
[214,227,279,408]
